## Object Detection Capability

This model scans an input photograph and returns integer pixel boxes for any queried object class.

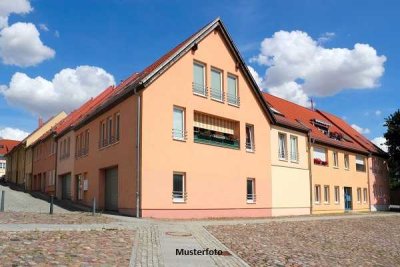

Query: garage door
[105,167,118,211]
[62,174,71,200]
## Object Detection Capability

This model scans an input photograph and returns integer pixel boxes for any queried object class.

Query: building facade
[0,140,19,178]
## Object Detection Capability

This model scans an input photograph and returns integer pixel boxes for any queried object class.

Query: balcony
[99,136,119,149]
[172,191,187,203]
[192,82,208,97]
[194,128,239,149]
[356,163,366,172]
[227,92,240,106]
[75,148,88,158]
[210,88,224,102]
[314,158,328,166]
[247,194,256,203]
[172,129,187,141]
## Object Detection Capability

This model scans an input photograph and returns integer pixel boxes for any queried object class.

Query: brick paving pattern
[0,229,135,266]
[207,216,400,267]
[0,212,119,224]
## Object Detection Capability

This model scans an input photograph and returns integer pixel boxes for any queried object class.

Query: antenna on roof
[310,98,314,111]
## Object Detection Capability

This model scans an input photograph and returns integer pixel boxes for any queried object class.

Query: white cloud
[371,136,388,152]
[0,66,115,117]
[317,32,335,44]
[0,127,29,141]
[0,0,32,29]
[38,23,49,31]
[375,110,382,116]
[0,22,55,67]
[247,66,263,87]
[351,124,371,135]
[250,30,386,106]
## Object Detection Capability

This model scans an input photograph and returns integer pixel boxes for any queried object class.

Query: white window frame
[193,62,206,96]
[363,188,368,203]
[278,133,287,160]
[334,186,340,204]
[246,178,256,203]
[227,74,239,106]
[173,172,186,203]
[210,67,223,102]
[344,154,350,170]
[324,185,330,204]
[333,151,339,168]
[172,107,185,141]
[315,185,321,204]
[245,124,255,152]
[290,135,298,162]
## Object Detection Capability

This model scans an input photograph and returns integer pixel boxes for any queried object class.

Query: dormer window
[312,119,331,135]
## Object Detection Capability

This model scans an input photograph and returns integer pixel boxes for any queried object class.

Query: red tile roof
[263,93,369,154]
[0,139,20,156]
[318,110,386,156]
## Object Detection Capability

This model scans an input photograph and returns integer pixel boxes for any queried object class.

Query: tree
[384,109,400,188]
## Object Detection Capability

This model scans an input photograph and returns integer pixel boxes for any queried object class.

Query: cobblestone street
[207,215,400,267]
[0,229,135,266]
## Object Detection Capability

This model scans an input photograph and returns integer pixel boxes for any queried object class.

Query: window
[363,188,368,203]
[356,155,366,172]
[84,130,89,155]
[227,75,239,106]
[313,147,328,166]
[115,113,120,141]
[211,68,223,101]
[344,154,350,170]
[290,135,298,162]
[245,124,255,152]
[173,173,186,203]
[59,141,63,160]
[324,185,330,203]
[193,112,239,149]
[75,136,79,156]
[334,186,340,203]
[67,137,70,156]
[100,121,106,147]
[247,178,256,203]
[107,117,113,144]
[173,107,185,140]
[193,62,206,96]
[315,185,321,203]
[278,133,287,160]
[357,188,361,203]
[333,151,338,168]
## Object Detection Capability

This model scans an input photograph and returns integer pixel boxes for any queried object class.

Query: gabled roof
[0,139,20,156]
[74,18,275,130]
[318,110,387,157]
[263,93,369,154]
[31,85,118,147]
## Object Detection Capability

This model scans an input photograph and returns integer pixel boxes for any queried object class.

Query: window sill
[278,158,288,162]
[173,137,186,142]
[334,202,340,205]
[246,200,256,204]
[193,92,207,98]
[314,202,320,205]
[173,200,186,204]
[290,160,299,164]
[324,202,330,205]
[345,168,350,171]
[211,97,224,103]
[99,140,120,151]
[228,102,240,108]
[246,149,255,153]
[333,166,339,169]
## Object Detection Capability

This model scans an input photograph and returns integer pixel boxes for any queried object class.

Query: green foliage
[384,109,400,189]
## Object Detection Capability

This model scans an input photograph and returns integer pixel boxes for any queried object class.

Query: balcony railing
[194,130,239,149]
[210,88,224,101]
[246,142,255,152]
[247,194,256,203]
[172,191,187,202]
[99,136,119,149]
[172,129,188,141]
[314,158,328,166]
[290,152,299,162]
[227,93,240,106]
[192,82,208,97]
[75,148,88,158]
[278,150,288,160]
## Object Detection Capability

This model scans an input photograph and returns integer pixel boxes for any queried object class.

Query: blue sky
[0,0,398,148]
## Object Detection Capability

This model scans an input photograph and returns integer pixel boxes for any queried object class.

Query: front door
[105,167,118,211]
[344,187,352,211]
[62,174,72,200]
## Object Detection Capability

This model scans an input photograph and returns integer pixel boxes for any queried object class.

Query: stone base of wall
[141,208,272,219]
[371,204,389,211]
[312,208,369,214]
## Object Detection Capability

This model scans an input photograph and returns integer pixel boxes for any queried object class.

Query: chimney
[38,117,44,128]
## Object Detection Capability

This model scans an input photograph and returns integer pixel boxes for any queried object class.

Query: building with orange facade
[16,18,390,218]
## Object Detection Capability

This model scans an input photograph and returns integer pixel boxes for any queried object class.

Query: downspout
[366,153,372,212]
[307,131,313,214]
[135,93,142,218]
[54,135,58,199]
